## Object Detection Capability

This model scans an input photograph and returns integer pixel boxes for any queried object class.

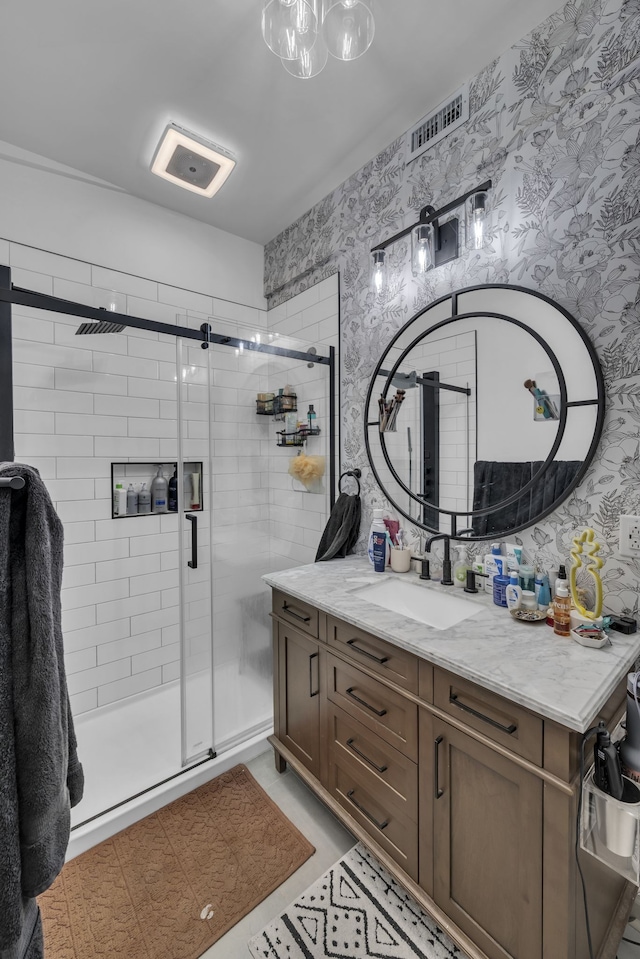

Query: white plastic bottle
[368,509,387,566]
[151,466,169,513]
[113,482,124,516]
[484,543,508,594]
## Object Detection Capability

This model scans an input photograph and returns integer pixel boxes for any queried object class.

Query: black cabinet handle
[186,513,197,569]
[346,638,389,664]
[449,693,517,735]
[434,735,444,799]
[309,652,319,697]
[282,602,311,623]
[346,738,388,773]
[345,686,387,717]
[346,789,388,830]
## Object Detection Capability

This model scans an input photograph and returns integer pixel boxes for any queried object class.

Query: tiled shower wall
[5,239,336,723]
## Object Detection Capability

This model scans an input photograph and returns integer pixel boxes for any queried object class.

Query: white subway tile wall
[8,242,337,754]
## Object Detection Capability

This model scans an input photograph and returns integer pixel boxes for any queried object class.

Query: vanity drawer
[327,653,418,761]
[327,702,417,822]
[327,616,418,693]
[327,752,418,881]
[434,668,543,766]
[272,589,319,639]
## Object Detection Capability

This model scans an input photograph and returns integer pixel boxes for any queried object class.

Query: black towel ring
[338,468,361,495]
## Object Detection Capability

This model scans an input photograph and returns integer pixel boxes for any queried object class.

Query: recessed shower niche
[110,461,204,518]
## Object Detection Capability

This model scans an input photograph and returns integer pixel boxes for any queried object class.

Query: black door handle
[186,513,198,569]
[345,687,387,717]
[449,693,517,734]
[309,652,319,697]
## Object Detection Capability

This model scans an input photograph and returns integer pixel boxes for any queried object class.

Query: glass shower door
[176,336,214,765]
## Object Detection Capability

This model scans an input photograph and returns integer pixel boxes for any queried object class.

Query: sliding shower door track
[71,748,217,831]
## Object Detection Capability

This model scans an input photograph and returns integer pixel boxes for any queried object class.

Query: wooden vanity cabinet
[270,593,633,959]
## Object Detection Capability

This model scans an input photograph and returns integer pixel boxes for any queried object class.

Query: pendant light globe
[283,33,329,77]
[262,0,318,61]
[322,0,375,61]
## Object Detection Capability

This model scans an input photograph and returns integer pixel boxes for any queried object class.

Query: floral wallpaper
[264,0,640,619]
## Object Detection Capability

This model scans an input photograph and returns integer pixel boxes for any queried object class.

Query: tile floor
[203,748,640,959]
[202,748,356,958]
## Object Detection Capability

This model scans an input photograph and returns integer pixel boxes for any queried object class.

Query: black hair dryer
[594,721,624,800]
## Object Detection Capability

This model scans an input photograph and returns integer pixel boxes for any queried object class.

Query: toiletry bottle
[521,590,537,611]
[368,509,387,566]
[484,544,507,595]
[553,580,571,636]
[307,404,317,434]
[191,471,200,510]
[372,527,387,573]
[555,564,567,596]
[537,574,551,612]
[168,467,178,512]
[453,549,469,588]
[117,485,127,517]
[151,466,169,513]
[126,483,139,515]
[534,570,544,603]
[113,482,124,516]
[493,573,510,608]
[505,572,522,610]
[138,482,151,514]
[518,564,535,592]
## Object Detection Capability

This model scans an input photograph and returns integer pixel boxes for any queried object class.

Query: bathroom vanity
[264,559,640,959]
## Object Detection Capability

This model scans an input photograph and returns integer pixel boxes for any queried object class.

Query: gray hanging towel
[0,464,84,959]
[315,492,361,562]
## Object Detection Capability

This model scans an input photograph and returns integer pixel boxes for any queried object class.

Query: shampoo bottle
[138,482,151,514]
[126,483,139,515]
[151,466,168,513]
[168,467,178,512]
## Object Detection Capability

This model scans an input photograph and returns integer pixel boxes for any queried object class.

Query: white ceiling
[0,0,563,246]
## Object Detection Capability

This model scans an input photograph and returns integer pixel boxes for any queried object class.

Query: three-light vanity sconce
[370,179,492,292]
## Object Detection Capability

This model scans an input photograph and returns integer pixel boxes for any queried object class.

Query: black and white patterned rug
[248,843,465,958]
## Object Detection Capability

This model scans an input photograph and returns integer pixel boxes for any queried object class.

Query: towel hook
[338,468,361,495]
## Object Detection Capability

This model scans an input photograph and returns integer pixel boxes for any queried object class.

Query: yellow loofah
[288,453,326,492]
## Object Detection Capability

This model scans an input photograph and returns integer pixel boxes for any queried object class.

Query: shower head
[75,320,127,335]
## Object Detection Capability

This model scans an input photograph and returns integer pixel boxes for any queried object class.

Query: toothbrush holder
[390,547,412,573]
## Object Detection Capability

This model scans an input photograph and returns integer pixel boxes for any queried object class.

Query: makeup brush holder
[581,768,640,883]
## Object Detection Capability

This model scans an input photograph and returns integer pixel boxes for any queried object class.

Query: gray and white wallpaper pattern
[265,0,640,618]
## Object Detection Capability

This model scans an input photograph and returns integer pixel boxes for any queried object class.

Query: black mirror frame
[364,283,605,542]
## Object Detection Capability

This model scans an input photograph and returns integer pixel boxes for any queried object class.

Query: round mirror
[365,284,604,540]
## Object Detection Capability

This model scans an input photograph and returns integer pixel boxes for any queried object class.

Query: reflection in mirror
[365,285,604,539]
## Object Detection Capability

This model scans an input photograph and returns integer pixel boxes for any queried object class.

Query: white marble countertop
[263,558,640,733]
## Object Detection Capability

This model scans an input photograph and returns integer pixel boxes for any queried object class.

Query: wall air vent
[406,84,469,164]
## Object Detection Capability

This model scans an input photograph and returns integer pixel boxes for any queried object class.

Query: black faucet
[425,533,453,586]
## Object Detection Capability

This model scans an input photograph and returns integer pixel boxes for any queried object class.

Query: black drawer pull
[346,638,389,664]
[282,602,311,624]
[346,789,388,830]
[434,735,444,799]
[449,693,517,735]
[346,737,388,773]
[345,687,387,717]
[309,652,319,698]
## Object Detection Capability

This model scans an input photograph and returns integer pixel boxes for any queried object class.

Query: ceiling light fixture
[370,180,492,292]
[262,0,374,79]
[150,123,236,198]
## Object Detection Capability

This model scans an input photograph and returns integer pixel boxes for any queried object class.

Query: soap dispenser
[453,549,469,588]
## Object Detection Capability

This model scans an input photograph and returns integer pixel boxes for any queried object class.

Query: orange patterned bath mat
[39,764,314,959]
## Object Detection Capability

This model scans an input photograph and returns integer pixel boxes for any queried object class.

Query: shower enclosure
[0,265,336,842]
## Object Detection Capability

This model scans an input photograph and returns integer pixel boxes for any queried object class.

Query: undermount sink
[355,578,481,630]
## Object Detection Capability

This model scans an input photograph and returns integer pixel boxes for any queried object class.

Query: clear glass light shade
[262,0,318,60]
[411,224,434,276]
[370,249,387,293]
[322,0,375,61]
[466,191,488,250]
[283,32,328,77]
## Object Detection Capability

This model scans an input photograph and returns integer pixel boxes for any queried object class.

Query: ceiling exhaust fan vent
[406,84,469,164]
[150,123,236,198]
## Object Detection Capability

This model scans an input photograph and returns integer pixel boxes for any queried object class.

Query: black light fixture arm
[370,179,492,254]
